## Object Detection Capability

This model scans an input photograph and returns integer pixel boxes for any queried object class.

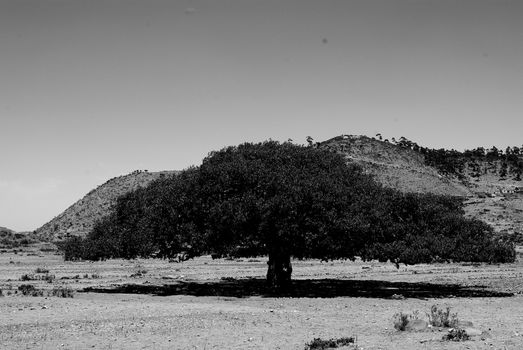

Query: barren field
[1,247,523,350]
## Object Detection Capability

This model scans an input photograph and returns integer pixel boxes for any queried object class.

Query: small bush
[393,312,410,331]
[304,337,355,350]
[49,286,74,298]
[428,305,459,328]
[18,284,44,297]
[442,328,470,342]
[35,267,50,274]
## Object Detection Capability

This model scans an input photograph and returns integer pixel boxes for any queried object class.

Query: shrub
[428,305,459,328]
[42,274,56,283]
[49,286,74,298]
[35,267,50,274]
[443,328,470,341]
[18,284,44,297]
[304,337,355,350]
[20,274,36,281]
[393,312,410,331]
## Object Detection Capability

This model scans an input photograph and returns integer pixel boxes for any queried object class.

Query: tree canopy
[60,141,515,289]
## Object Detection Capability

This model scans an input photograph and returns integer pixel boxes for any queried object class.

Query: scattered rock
[390,294,405,300]
[162,275,184,280]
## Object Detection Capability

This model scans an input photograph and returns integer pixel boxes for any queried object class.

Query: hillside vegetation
[319,135,523,238]
[0,226,41,249]
[35,170,177,241]
[318,135,472,197]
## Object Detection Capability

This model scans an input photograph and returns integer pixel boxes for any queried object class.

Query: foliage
[392,136,523,180]
[18,284,44,297]
[359,190,515,265]
[56,236,88,261]
[0,229,39,249]
[428,305,459,328]
[304,337,355,350]
[59,141,516,287]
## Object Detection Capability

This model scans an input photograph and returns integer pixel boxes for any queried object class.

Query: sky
[1,0,523,232]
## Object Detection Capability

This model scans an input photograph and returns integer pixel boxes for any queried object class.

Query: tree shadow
[81,278,513,299]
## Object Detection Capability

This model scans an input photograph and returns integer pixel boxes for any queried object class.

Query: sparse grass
[35,267,50,274]
[20,273,36,281]
[304,337,355,350]
[442,328,470,342]
[393,310,420,331]
[50,286,75,298]
[21,272,55,283]
[130,264,148,278]
[42,274,56,283]
[427,305,459,328]
[16,284,74,298]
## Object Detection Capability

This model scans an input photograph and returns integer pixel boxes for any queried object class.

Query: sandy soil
[1,248,523,350]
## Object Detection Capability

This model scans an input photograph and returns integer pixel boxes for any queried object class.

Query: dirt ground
[1,247,523,350]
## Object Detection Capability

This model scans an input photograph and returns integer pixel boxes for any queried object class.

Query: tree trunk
[266,253,292,290]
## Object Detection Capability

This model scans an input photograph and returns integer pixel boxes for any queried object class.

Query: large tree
[193,141,382,288]
[63,141,515,289]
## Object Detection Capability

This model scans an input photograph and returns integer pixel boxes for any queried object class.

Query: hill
[37,135,522,242]
[35,170,177,241]
[319,135,523,238]
[0,226,43,249]
[0,226,15,235]
[318,135,472,197]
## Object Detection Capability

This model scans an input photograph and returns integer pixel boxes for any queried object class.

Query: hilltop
[0,227,14,235]
[35,170,177,241]
[318,135,472,197]
[319,135,523,237]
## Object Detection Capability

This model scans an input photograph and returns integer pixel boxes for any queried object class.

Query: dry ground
[1,247,523,350]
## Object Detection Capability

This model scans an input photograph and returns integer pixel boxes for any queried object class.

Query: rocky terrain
[1,250,523,349]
